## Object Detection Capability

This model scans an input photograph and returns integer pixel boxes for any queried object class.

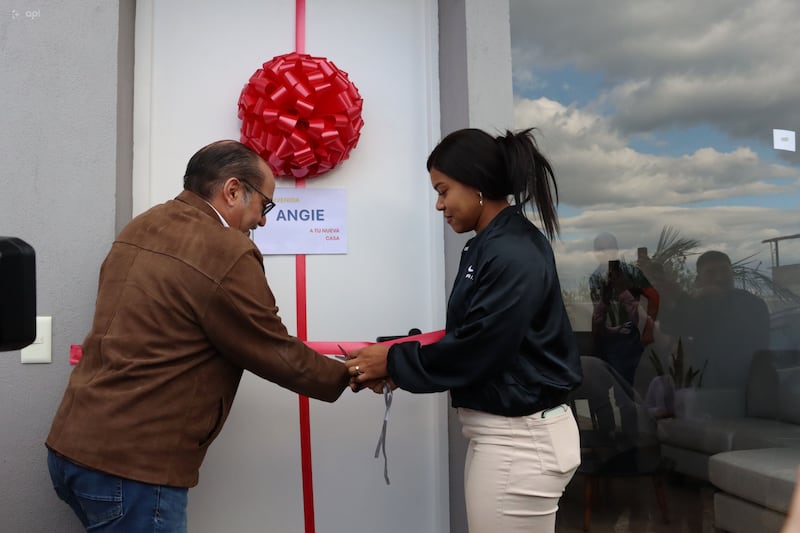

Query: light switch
[21,316,52,364]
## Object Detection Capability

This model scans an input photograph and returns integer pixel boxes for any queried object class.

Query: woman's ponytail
[499,129,560,240]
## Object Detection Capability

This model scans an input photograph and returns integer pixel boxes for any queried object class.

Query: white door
[133,1,448,532]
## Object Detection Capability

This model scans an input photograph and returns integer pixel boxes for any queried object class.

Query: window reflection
[510,2,800,531]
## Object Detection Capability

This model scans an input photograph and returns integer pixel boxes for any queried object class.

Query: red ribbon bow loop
[238,52,364,179]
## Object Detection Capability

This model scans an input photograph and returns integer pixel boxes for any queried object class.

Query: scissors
[335,344,349,361]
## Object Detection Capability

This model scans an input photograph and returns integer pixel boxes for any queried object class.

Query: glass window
[510,2,800,531]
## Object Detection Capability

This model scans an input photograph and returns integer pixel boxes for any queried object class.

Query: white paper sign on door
[252,188,346,255]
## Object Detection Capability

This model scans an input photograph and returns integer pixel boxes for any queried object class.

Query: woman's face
[430,168,481,233]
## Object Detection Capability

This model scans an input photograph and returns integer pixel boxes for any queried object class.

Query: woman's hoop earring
[478,191,484,206]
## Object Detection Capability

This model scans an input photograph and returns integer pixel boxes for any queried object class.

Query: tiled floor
[556,474,717,533]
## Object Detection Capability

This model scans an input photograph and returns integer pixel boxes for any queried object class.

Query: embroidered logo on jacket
[465,265,475,280]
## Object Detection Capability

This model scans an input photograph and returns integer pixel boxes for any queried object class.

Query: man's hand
[349,377,397,393]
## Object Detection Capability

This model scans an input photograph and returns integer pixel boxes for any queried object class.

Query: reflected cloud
[514,97,796,208]
[549,205,799,290]
[510,1,800,293]
[511,0,800,142]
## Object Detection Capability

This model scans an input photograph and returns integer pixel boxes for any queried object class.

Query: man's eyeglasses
[239,179,276,217]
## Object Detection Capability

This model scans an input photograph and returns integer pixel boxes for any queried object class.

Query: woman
[346,127,582,533]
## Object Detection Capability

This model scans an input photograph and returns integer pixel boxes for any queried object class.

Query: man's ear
[221,177,241,206]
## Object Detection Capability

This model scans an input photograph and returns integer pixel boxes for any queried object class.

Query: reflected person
[659,250,769,388]
[589,232,659,387]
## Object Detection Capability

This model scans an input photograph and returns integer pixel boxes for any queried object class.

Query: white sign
[773,129,796,152]
[253,188,347,255]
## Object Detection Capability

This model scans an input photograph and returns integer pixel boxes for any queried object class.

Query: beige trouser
[459,405,580,533]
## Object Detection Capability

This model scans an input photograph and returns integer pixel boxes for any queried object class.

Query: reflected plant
[648,338,706,389]
[561,279,590,305]
[649,225,700,292]
[731,254,800,305]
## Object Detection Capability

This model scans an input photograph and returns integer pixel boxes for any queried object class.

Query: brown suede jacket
[46,190,349,487]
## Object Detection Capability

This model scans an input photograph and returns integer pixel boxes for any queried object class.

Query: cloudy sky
[509,0,800,292]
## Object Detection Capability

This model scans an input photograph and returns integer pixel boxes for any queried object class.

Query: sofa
[709,448,799,532]
[656,349,800,532]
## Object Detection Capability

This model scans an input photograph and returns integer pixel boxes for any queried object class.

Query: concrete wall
[0,0,134,531]
[437,1,513,532]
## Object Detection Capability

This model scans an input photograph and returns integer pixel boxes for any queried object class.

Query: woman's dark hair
[426,128,560,239]
[183,140,266,199]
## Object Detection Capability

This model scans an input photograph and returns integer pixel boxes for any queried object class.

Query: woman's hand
[345,344,390,391]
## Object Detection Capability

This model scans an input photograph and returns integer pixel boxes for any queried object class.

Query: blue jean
[47,449,188,532]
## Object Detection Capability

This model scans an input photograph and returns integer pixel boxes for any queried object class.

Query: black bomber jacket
[388,206,582,416]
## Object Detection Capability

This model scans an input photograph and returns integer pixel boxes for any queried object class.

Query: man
[659,250,770,388]
[46,140,349,531]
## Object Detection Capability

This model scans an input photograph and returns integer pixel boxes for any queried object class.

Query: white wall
[133,1,448,532]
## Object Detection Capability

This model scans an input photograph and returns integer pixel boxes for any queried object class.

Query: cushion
[658,417,751,454]
[709,448,800,514]
[747,351,780,419]
[747,350,800,420]
[732,419,800,450]
[778,367,800,424]
[674,387,746,419]
[714,492,787,533]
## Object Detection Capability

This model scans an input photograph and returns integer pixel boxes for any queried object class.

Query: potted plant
[647,338,707,418]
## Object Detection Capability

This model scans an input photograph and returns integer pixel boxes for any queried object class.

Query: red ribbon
[69,344,82,365]
[305,330,446,355]
[64,330,447,367]
[238,52,364,179]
